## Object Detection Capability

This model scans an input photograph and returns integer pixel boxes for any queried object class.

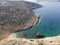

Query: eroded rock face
[0,1,41,40]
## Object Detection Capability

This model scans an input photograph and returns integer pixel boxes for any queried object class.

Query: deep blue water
[16,2,60,38]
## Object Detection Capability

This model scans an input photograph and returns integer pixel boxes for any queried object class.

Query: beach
[0,33,60,45]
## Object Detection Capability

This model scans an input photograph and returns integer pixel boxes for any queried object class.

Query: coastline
[16,13,42,39]
[0,33,60,45]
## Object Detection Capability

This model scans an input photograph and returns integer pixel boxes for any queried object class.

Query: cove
[16,2,60,39]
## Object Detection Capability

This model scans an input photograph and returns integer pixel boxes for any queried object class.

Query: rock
[22,32,27,36]
[36,32,45,38]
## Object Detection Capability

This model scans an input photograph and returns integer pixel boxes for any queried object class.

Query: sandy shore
[0,33,60,45]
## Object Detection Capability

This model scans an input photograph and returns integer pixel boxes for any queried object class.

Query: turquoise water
[16,2,60,38]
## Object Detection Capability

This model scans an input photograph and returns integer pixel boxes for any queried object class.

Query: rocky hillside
[0,1,41,40]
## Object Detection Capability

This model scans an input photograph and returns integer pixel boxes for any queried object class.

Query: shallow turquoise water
[16,2,60,38]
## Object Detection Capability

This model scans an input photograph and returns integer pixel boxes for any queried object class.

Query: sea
[16,2,60,39]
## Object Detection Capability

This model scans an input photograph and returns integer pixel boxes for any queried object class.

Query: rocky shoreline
[0,33,60,45]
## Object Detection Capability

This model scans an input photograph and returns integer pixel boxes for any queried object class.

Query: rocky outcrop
[0,1,41,40]
[36,32,45,38]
